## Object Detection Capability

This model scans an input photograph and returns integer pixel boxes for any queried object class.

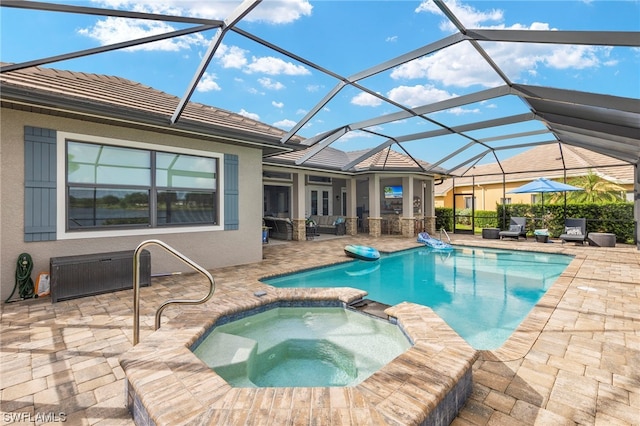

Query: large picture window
[66,141,218,231]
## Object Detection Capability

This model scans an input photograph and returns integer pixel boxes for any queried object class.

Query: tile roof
[0,64,445,175]
[265,145,447,175]
[3,65,628,182]
[0,64,303,149]
[436,143,634,195]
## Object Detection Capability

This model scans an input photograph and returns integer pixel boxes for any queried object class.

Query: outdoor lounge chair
[499,217,527,240]
[559,218,587,244]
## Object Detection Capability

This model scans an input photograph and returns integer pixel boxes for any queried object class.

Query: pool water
[193,307,411,387]
[263,246,573,349]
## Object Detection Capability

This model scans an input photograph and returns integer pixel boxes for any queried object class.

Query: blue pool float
[417,232,453,250]
[344,245,380,261]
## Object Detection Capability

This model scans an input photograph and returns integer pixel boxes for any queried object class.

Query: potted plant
[262,220,270,243]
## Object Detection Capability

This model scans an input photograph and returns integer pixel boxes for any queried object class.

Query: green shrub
[474,210,499,228]
[496,202,634,243]
[435,207,453,231]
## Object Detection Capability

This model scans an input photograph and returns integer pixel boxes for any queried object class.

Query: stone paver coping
[120,288,478,425]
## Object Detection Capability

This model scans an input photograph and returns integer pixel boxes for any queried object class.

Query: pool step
[195,332,257,369]
[348,299,391,320]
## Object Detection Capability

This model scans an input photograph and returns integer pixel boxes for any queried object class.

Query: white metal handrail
[439,228,451,244]
[133,239,215,346]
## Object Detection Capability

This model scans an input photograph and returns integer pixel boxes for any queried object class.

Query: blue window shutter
[24,126,57,241]
[224,154,239,230]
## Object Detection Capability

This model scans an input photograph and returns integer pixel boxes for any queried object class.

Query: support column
[345,218,358,236]
[292,172,306,241]
[346,178,358,236]
[293,219,305,241]
[368,218,382,237]
[368,175,381,237]
[425,178,436,234]
[400,217,414,238]
[402,176,415,238]
[424,216,436,234]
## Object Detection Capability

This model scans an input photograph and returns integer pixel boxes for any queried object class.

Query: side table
[535,235,549,243]
[482,228,500,239]
[587,232,615,247]
[306,226,317,240]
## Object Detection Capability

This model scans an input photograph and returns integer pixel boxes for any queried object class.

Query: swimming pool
[263,246,573,349]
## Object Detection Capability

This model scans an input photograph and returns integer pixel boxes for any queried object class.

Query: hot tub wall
[120,292,478,426]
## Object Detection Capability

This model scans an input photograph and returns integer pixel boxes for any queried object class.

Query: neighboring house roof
[0,64,302,155]
[435,143,634,196]
[264,145,448,176]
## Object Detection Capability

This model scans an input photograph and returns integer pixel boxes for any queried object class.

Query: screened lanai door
[453,193,475,234]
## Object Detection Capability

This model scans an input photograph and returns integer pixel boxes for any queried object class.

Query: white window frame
[56,131,224,240]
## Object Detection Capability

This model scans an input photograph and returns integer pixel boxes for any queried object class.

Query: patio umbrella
[507,177,583,196]
[507,177,583,226]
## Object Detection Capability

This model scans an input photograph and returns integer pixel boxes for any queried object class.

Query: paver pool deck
[1,234,639,425]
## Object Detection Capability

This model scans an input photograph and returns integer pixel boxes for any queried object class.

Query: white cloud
[238,109,260,121]
[296,108,308,115]
[333,130,373,142]
[273,119,297,129]
[351,92,383,107]
[91,1,235,20]
[446,106,480,115]
[216,45,248,69]
[408,1,610,88]
[272,101,284,108]
[78,17,207,51]
[390,42,502,87]
[306,84,321,92]
[391,29,610,88]
[390,119,407,125]
[82,0,312,51]
[386,35,398,43]
[387,84,454,108]
[415,0,503,31]
[543,44,601,69]
[245,0,313,24]
[197,72,221,92]
[258,77,285,90]
[90,0,311,24]
[245,56,311,76]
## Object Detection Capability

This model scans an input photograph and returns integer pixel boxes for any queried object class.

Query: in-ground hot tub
[120,290,478,425]
[192,306,412,388]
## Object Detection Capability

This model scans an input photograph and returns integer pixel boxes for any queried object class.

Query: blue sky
[2,0,639,170]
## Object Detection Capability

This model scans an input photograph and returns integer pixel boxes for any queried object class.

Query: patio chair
[559,218,587,244]
[499,217,527,240]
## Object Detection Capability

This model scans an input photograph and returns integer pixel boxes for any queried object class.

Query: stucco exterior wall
[0,109,263,304]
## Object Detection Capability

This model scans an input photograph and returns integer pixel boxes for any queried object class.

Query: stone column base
[292,218,305,241]
[424,216,436,234]
[345,217,358,236]
[400,217,415,238]
[368,217,381,237]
